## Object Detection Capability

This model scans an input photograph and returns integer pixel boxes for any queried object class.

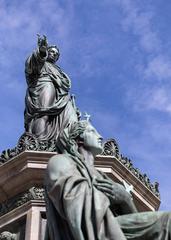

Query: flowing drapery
[45,154,171,240]
[25,50,77,140]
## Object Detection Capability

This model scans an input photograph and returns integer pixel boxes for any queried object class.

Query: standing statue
[45,120,171,240]
[24,35,78,141]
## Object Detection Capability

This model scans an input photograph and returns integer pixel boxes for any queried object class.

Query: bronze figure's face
[83,123,103,156]
[47,47,59,63]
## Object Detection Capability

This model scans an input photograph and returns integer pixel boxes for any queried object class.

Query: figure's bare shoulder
[47,154,75,175]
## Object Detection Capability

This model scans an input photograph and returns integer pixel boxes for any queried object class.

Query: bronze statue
[24,35,78,141]
[45,120,171,240]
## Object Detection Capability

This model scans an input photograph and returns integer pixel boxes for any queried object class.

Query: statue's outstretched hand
[37,34,48,53]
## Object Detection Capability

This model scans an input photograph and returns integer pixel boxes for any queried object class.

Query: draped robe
[25,50,78,140]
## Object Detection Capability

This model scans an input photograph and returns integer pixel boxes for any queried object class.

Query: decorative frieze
[0,187,44,217]
[0,133,56,164]
[0,231,16,240]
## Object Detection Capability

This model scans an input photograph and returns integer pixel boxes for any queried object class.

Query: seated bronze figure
[45,120,171,240]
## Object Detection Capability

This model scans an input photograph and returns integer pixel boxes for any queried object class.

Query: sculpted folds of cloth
[45,120,171,240]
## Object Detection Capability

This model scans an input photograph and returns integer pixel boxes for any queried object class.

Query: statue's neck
[78,146,94,166]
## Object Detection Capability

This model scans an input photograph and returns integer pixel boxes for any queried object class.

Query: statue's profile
[24,35,78,141]
[45,120,171,240]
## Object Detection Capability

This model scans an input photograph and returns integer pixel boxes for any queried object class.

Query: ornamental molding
[0,187,45,217]
[0,231,17,240]
[0,134,160,198]
[101,138,120,158]
[101,139,160,198]
[0,133,56,165]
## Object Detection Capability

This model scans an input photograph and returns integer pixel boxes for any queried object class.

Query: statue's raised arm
[25,34,49,79]
[37,34,48,58]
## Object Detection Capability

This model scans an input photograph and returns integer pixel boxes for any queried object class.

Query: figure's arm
[25,35,48,76]
[37,34,48,59]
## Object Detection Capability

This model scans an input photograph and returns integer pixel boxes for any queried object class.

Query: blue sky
[0,0,171,210]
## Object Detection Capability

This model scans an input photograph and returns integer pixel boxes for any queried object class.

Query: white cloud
[115,0,171,118]
[145,56,171,80]
[117,0,161,53]
[0,0,73,48]
[116,0,171,82]
[130,87,171,114]
[149,88,171,112]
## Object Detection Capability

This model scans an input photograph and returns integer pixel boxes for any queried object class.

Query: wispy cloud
[147,88,171,113]
[130,87,171,114]
[0,0,73,42]
[116,0,171,113]
[0,0,75,92]
[144,55,171,80]
[116,0,161,53]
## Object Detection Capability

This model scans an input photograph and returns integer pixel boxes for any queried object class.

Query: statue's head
[57,120,103,158]
[47,45,60,63]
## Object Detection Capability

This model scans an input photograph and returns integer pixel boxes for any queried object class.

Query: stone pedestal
[0,151,160,239]
[0,151,53,240]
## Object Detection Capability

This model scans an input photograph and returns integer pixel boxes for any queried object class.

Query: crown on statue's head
[83,112,91,122]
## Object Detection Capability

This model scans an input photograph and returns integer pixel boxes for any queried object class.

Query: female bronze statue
[45,120,171,240]
[24,35,78,141]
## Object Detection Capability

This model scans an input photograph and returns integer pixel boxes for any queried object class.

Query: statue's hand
[94,178,130,204]
[37,34,48,53]
[94,178,113,196]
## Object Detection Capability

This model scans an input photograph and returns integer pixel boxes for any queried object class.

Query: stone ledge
[0,151,55,202]
[0,151,160,213]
